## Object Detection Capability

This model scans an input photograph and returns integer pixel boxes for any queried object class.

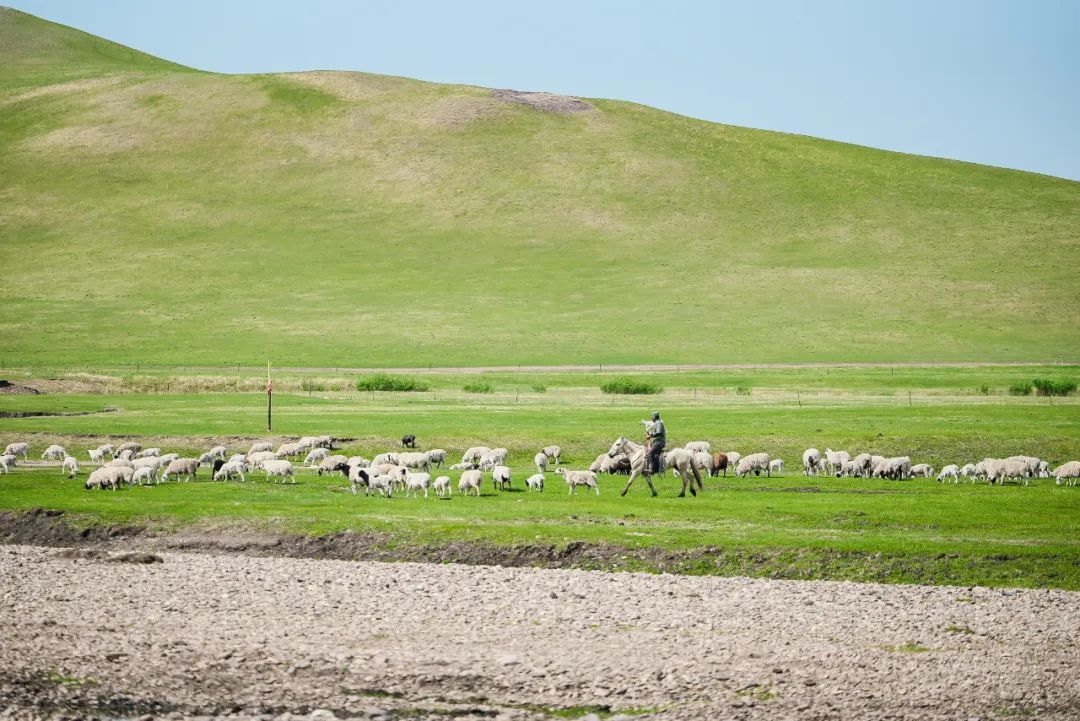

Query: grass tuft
[355,374,432,392]
[600,378,662,395]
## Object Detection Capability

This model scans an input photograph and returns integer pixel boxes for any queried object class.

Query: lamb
[213,461,248,482]
[96,444,115,458]
[735,452,770,478]
[427,449,448,468]
[317,455,350,476]
[556,468,599,495]
[693,451,714,476]
[247,451,276,468]
[207,445,228,461]
[1052,461,1080,486]
[685,441,711,454]
[41,444,67,460]
[525,473,544,492]
[248,441,273,454]
[132,466,157,486]
[725,451,741,470]
[276,442,303,459]
[405,472,431,498]
[491,465,512,491]
[910,463,935,478]
[87,448,107,464]
[197,452,216,465]
[541,445,562,465]
[61,455,80,478]
[4,442,29,460]
[850,453,873,478]
[458,469,483,496]
[0,453,18,469]
[260,459,295,483]
[432,475,452,497]
[823,449,850,475]
[461,447,491,465]
[478,448,509,470]
[534,451,549,473]
[132,456,162,472]
[1037,460,1050,478]
[959,463,977,482]
[161,458,200,482]
[936,464,960,483]
[769,458,785,476]
[0,455,13,473]
[711,452,729,477]
[136,448,161,458]
[366,473,394,497]
[802,448,822,476]
[397,452,431,472]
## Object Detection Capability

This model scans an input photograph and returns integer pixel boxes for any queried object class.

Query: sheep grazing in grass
[247,450,276,468]
[735,453,770,478]
[276,442,303,459]
[542,445,562,465]
[213,461,248,482]
[427,449,448,468]
[725,451,741,470]
[132,457,162,475]
[849,453,873,478]
[1052,461,1080,486]
[589,453,606,474]
[534,451,549,473]
[106,458,134,470]
[491,465,512,491]
[85,466,124,491]
[116,449,136,462]
[366,474,393,497]
[347,455,370,469]
[398,452,431,472]
[96,444,115,458]
[226,453,246,465]
[349,466,372,495]
[556,468,599,495]
[769,458,785,476]
[959,463,977,482]
[802,448,821,476]
[41,444,66,460]
[197,451,216,465]
[372,452,398,466]
[685,441,711,454]
[317,455,350,476]
[132,466,157,486]
[0,455,14,474]
[249,441,273,455]
[4,442,29,460]
[937,464,960,483]
[525,473,544,492]
[405,472,431,497]
[161,458,200,483]
[601,453,631,475]
[61,455,79,478]
[872,456,911,480]
[115,442,141,457]
[159,453,179,466]
[690,451,713,476]
[461,447,491,465]
[478,448,509,470]
[87,448,106,464]
[458,469,483,496]
[823,449,850,476]
[207,445,228,461]
[910,463,935,478]
[136,448,161,458]
[711,452,729,477]
[260,459,295,483]
[421,474,448,498]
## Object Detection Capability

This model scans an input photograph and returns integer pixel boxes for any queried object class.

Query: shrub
[355,373,431,392]
[463,380,494,393]
[1032,378,1077,397]
[300,378,326,393]
[735,386,752,396]
[531,383,547,393]
[1008,382,1033,396]
[599,377,662,395]
[976,384,990,396]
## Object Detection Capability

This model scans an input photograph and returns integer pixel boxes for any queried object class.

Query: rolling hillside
[1,7,1077,368]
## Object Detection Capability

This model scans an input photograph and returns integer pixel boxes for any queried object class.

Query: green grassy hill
[1,7,1077,368]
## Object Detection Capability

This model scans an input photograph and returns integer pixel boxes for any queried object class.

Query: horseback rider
[646,411,666,473]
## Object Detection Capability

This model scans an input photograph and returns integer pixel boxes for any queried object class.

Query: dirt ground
[1,540,1077,721]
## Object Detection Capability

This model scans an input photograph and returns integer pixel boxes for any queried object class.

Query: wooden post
[267,361,273,432]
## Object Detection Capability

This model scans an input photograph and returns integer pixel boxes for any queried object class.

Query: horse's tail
[691,457,704,490]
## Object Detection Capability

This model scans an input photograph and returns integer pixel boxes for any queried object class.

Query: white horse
[607,436,703,497]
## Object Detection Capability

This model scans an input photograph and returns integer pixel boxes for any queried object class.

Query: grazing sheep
[248,441,273,454]
[276,442,303,459]
[769,458,785,476]
[542,445,562,465]
[115,449,135,462]
[96,444,115,458]
[534,451,549,473]
[849,453,873,478]
[213,461,248,482]
[1052,461,1080,486]
[405,472,431,498]
[525,473,544,492]
[398,452,431,472]
[296,436,318,452]
[449,461,475,471]
[87,448,106,464]
[433,475,452,497]
[823,449,850,475]
[691,451,713,476]
[479,448,509,470]
[260,459,295,483]
[136,448,161,458]
[116,442,142,456]
[872,456,912,480]
[556,468,599,495]
[959,463,977,482]
[161,458,200,483]
[427,449,448,468]
[372,452,399,466]
[347,455,370,469]
[132,457,162,474]
[106,458,134,470]
[349,466,372,495]
[458,469,483,496]
[461,447,491,465]
[601,453,631,475]
[159,453,179,465]
[710,452,729,477]
[317,455,350,476]
[3,442,28,460]
[491,465,512,491]
[86,466,124,491]
[910,463,935,478]
[589,453,607,474]
[685,441,711,454]
[197,452,216,465]
[366,473,394,497]
[226,453,247,465]
[61,455,80,478]
[802,448,822,476]
[41,444,66,460]
[132,466,157,486]
[401,434,417,449]
[735,452,770,478]
[206,445,227,461]
[725,451,741,470]
[937,464,960,483]
[0,455,13,474]
[247,450,276,468]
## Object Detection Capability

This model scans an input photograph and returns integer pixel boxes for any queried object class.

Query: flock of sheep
[3,437,1078,494]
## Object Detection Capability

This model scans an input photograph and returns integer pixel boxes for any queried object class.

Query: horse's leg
[621,462,641,496]
[692,460,703,492]
[644,469,658,497]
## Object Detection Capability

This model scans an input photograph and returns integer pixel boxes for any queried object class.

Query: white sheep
[735,452,770,478]
[372,452,399,466]
[207,445,228,461]
[158,452,180,467]
[87,448,106,464]
[959,463,977,482]
[541,445,562,465]
[491,465,512,491]
[213,461,248,482]
[589,453,607,473]
[910,463,935,478]
[116,442,141,456]
[850,453,873,478]
[556,468,599,495]
[461,447,491,465]
[247,450,276,468]
[1052,461,1080,486]
[41,444,67,460]
[693,451,714,476]
[769,458,785,476]
[534,451,549,473]
[427,449,448,468]
[449,462,475,471]
[479,448,509,470]
[61,455,80,478]
[802,448,821,476]
[316,455,350,476]
[3,442,29,460]
[132,466,157,486]
[132,457,162,477]
[433,475,452,497]
[86,466,124,491]
[276,442,303,459]
[525,473,544,492]
[0,455,13,474]
[136,448,161,458]
[398,452,431,472]
[458,469,483,496]
[303,448,330,466]
[936,464,959,483]
[685,441,711,454]
[106,458,134,470]
[366,473,393,497]
[227,453,247,465]
[161,458,200,482]
[725,451,742,469]
[197,451,216,465]
[96,444,115,458]
[348,455,370,469]
[823,449,850,475]
[405,472,432,498]
[260,459,295,483]
[248,441,273,454]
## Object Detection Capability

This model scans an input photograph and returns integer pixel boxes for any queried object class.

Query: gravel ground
[1,545,1077,721]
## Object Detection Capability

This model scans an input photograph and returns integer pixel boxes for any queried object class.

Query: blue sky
[12,0,1080,180]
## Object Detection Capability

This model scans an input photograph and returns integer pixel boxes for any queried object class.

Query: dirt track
[1,544,1078,721]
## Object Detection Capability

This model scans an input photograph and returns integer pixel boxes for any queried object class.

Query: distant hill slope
[1,7,1077,367]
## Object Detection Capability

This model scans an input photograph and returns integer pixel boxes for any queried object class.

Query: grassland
[1,7,1078,368]
[1,365,1077,589]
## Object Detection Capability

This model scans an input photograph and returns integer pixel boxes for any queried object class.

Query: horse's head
[607,436,628,458]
